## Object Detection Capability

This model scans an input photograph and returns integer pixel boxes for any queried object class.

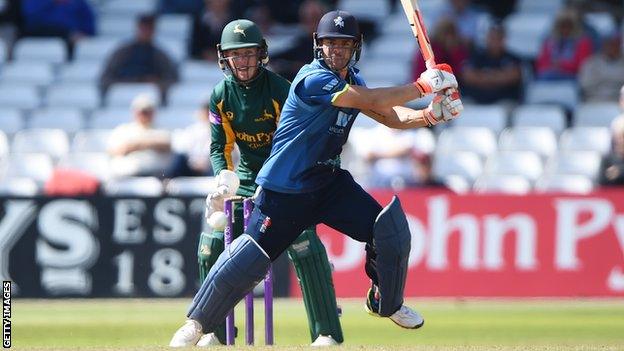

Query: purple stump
[223,198,235,345]
[243,198,255,345]
[264,266,274,345]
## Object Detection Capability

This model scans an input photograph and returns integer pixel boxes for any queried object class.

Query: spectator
[100,14,179,95]
[270,0,327,81]
[579,33,624,102]
[0,0,22,48]
[165,100,214,178]
[462,23,522,104]
[535,9,594,80]
[107,94,174,178]
[158,0,204,15]
[407,151,447,188]
[412,18,469,82]
[436,0,490,46]
[189,0,234,61]
[20,0,95,56]
[598,108,624,186]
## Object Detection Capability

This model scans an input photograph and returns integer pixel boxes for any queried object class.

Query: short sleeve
[295,71,348,106]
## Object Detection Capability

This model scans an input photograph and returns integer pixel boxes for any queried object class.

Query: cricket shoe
[196,332,222,347]
[169,319,203,347]
[364,287,425,329]
[311,335,339,346]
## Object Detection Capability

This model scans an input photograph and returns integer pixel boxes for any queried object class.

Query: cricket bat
[399,0,436,69]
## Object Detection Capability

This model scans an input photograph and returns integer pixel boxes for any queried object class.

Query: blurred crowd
[0,0,624,195]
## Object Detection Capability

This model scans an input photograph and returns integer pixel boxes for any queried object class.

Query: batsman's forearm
[349,84,422,110]
[364,106,429,129]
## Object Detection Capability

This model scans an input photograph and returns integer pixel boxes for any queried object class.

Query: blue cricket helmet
[313,10,363,70]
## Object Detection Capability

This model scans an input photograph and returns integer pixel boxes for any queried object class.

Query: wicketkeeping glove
[414,63,459,95]
[204,170,240,221]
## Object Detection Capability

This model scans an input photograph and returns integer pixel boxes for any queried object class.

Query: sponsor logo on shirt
[329,111,353,134]
[254,110,275,122]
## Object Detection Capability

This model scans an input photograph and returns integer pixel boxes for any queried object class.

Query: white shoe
[169,319,203,347]
[196,332,222,347]
[389,305,425,329]
[311,335,339,346]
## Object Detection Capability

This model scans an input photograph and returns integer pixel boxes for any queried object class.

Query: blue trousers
[248,169,383,285]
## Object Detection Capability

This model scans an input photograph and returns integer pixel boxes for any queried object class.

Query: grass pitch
[11,298,624,350]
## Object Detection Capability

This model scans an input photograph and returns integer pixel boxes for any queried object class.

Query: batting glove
[414,63,458,95]
[423,88,463,126]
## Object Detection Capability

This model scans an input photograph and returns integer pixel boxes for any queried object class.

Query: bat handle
[425,58,436,70]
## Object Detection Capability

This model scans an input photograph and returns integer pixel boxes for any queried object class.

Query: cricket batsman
[171,19,343,347]
[170,10,463,346]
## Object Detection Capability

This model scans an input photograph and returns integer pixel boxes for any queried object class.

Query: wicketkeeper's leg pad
[373,196,411,317]
[187,234,270,334]
[287,228,344,343]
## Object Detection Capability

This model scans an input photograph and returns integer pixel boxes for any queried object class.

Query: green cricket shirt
[209,68,291,196]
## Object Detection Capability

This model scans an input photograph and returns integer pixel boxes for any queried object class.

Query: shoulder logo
[234,24,246,37]
[334,16,344,28]
[322,78,339,91]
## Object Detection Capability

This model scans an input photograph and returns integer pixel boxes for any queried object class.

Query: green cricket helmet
[217,19,269,80]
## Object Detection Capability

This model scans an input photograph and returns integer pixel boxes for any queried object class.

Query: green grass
[10,298,624,350]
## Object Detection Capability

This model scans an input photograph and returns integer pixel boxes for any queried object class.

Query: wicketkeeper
[172,19,343,347]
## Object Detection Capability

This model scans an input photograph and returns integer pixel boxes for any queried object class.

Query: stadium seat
[367,37,416,62]
[357,57,410,85]
[58,152,111,180]
[74,38,121,63]
[559,126,611,155]
[451,104,508,135]
[46,84,101,110]
[180,61,224,85]
[103,177,164,196]
[436,127,498,159]
[545,151,602,180]
[29,108,85,133]
[525,81,579,111]
[535,174,594,194]
[156,14,192,40]
[498,127,558,159]
[432,151,483,183]
[412,128,436,154]
[89,108,129,129]
[155,108,198,129]
[72,129,113,152]
[157,38,187,63]
[516,0,564,14]
[13,38,67,64]
[168,83,213,108]
[0,177,40,196]
[99,0,156,16]
[338,0,390,22]
[0,109,25,134]
[166,176,217,196]
[573,102,620,127]
[0,62,54,87]
[0,39,6,63]
[58,62,103,84]
[0,130,8,158]
[0,86,40,110]
[511,104,567,134]
[484,151,543,182]
[12,129,70,159]
[473,174,532,195]
[106,83,160,108]
[98,16,135,38]
[585,13,617,38]
[504,13,554,59]
[3,153,54,183]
